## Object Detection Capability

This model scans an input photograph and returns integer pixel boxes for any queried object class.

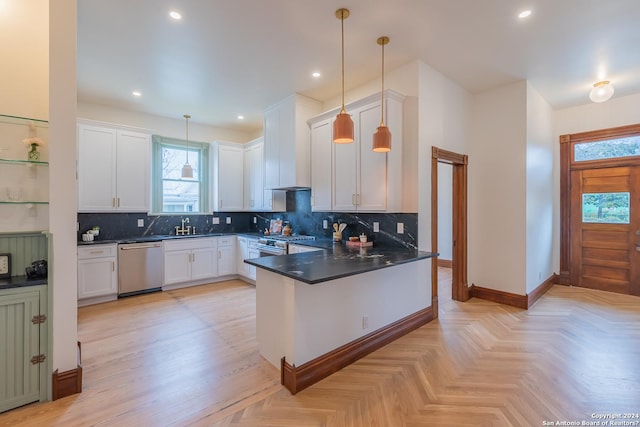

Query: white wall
[322,60,420,112]
[469,81,527,295]
[78,102,255,143]
[525,83,554,293]
[50,0,79,376]
[417,62,473,255]
[0,1,49,120]
[555,92,640,135]
[437,163,453,260]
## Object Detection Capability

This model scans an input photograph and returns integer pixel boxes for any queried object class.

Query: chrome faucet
[175,217,194,235]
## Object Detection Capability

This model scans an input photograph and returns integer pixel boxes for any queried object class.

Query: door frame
[559,123,640,286]
[431,147,469,316]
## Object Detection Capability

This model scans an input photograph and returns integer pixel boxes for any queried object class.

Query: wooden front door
[569,164,640,296]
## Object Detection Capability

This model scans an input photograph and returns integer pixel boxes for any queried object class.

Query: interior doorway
[431,147,469,318]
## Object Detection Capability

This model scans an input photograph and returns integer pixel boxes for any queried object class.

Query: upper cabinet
[264,94,322,190]
[211,141,244,212]
[77,122,150,212]
[309,119,333,211]
[243,137,285,212]
[243,138,264,211]
[308,90,414,213]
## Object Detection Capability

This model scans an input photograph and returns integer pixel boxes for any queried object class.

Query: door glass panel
[574,136,640,162]
[582,192,630,223]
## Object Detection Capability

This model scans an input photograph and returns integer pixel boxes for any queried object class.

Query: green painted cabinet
[0,285,48,413]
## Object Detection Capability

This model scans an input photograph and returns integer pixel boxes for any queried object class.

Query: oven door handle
[256,244,285,255]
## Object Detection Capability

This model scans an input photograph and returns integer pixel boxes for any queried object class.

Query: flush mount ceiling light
[589,80,615,103]
[169,10,182,20]
[181,114,193,179]
[132,91,141,97]
[333,8,354,144]
[372,36,391,153]
[518,10,532,19]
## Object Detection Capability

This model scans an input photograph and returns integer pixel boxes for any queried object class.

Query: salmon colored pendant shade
[333,8,354,144]
[372,36,391,152]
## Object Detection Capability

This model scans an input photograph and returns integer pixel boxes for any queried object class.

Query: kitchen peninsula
[245,244,436,394]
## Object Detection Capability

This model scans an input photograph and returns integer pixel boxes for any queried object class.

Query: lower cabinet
[216,236,236,276]
[0,285,48,413]
[77,244,118,306]
[236,236,249,277]
[247,239,260,281]
[164,238,218,285]
[236,236,259,281]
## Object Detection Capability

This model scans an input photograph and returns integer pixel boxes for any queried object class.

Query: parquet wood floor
[1,270,639,426]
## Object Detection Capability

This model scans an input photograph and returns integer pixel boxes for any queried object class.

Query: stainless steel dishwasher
[117,242,163,296]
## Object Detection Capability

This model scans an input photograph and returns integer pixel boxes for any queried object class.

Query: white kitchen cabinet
[247,243,259,280]
[264,94,322,189]
[288,244,324,254]
[308,90,406,213]
[77,244,118,306]
[163,238,218,285]
[236,236,249,277]
[212,141,244,211]
[217,236,236,276]
[309,118,333,211]
[243,138,264,211]
[237,236,259,280]
[333,102,387,211]
[77,123,150,212]
[0,285,48,413]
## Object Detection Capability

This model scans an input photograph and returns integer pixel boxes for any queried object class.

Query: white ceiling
[78,0,640,133]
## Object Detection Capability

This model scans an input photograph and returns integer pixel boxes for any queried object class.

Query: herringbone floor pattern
[1,269,639,426]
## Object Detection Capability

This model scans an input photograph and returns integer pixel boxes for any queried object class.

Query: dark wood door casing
[431,147,469,310]
[560,123,640,294]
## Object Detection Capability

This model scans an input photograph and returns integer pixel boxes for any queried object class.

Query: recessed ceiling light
[132,91,142,97]
[312,72,321,78]
[518,10,532,19]
[237,115,245,120]
[169,10,182,20]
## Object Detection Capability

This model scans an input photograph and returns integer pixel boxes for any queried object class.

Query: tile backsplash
[78,190,417,248]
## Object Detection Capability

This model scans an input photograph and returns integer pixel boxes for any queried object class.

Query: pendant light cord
[184,114,190,165]
[380,40,385,126]
[340,10,346,113]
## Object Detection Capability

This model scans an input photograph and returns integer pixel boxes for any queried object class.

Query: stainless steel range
[256,235,316,256]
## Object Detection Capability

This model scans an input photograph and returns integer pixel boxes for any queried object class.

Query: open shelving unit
[0,114,49,232]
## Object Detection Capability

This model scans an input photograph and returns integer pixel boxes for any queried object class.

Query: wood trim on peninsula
[281,306,434,394]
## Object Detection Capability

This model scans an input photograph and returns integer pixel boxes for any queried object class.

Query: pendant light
[333,8,354,144]
[181,114,193,179]
[589,80,614,103]
[372,36,391,152]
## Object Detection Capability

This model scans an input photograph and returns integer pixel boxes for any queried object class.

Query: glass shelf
[0,158,49,166]
[0,114,48,125]
[0,201,49,205]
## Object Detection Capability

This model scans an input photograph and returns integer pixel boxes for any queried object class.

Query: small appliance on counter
[25,259,47,279]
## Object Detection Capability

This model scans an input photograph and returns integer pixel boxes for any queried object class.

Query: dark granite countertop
[245,244,437,284]
[77,232,228,246]
[0,275,47,290]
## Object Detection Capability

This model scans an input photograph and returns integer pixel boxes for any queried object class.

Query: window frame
[151,135,210,214]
